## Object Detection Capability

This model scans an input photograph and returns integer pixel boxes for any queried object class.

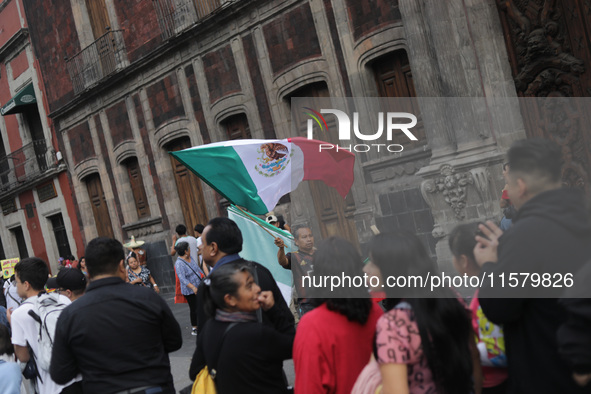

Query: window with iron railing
[0,139,57,193]
[65,28,127,95]
[152,0,227,40]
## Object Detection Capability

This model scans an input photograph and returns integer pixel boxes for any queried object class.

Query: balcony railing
[0,140,58,193]
[153,0,225,40]
[66,29,127,95]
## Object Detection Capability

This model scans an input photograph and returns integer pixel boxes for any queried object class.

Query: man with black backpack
[7,257,80,394]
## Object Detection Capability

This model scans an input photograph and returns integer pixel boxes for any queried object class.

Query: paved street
[163,291,295,392]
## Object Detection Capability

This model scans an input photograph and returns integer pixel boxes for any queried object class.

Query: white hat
[266,215,278,224]
[123,235,145,249]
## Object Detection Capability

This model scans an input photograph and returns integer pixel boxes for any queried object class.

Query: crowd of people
[0,138,588,394]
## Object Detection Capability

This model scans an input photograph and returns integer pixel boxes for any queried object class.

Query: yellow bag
[191,366,217,394]
[191,322,238,394]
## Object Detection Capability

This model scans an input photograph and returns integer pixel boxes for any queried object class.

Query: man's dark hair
[14,257,49,291]
[205,217,242,255]
[507,138,563,184]
[175,224,187,236]
[194,224,205,234]
[175,241,189,257]
[85,237,125,277]
[292,225,311,240]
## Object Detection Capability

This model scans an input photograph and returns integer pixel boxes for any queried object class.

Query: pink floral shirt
[375,304,437,393]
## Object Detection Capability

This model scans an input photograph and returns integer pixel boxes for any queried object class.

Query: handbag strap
[128,268,147,286]
[181,258,204,280]
[251,264,263,323]
[210,322,237,379]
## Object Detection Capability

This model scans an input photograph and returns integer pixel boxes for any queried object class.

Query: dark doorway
[49,213,72,259]
[10,226,28,259]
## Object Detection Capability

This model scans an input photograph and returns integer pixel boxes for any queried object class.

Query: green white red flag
[169,137,355,214]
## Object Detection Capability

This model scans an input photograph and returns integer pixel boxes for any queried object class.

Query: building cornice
[0,28,29,62]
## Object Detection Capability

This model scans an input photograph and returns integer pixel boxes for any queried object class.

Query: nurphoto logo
[304,107,419,153]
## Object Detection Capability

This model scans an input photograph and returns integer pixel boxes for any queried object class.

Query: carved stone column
[398,0,528,269]
[398,0,457,159]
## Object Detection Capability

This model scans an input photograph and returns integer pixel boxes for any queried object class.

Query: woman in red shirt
[293,237,383,394]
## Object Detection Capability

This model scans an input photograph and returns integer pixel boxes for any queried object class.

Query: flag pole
[233,205,278,239]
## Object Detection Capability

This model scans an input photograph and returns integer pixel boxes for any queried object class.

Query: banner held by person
[2,258,19,279]
[227,205,293,305]
[169,137,355,215]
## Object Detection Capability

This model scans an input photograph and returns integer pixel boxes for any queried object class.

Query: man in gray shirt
[169,224,199,264]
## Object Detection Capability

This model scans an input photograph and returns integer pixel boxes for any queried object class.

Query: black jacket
[558,261,591,375]
[51,277,182,393]
[189,303,294,394]
[479,188,591,393]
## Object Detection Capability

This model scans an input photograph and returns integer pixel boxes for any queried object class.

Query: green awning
[1,83,37,116]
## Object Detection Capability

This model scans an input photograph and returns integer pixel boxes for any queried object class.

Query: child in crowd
[368,232,476,394]
[449,223,508,394]
[0,324,20,394]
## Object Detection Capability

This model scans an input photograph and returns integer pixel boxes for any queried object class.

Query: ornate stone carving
[364,152,431,183]
[431,225,446,240]
[469,167,491,201]
[423,165,474,220]
[496,0,585,97]
[496,1,591,196]
[537,98,589,192]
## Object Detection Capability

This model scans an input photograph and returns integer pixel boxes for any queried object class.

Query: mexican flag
[227,205,293,305]
[169,137,355,214]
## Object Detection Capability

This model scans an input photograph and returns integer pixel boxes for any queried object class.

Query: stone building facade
[0,0,83,273]
[19,0,591,287]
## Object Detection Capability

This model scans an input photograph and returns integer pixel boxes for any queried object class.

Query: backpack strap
[6,283,21,306]
[209,322,238,379]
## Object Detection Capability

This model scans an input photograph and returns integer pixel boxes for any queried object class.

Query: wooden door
[289,82,359,247]
[86,173,114,238]
[223,114,252,140]
[85,0,117,77]
[126,158,151,219]
[496,0,591,198]
[373,50,416,98]
[194,0,221,19]
[168,138,209,235]
[85,0,110,39]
